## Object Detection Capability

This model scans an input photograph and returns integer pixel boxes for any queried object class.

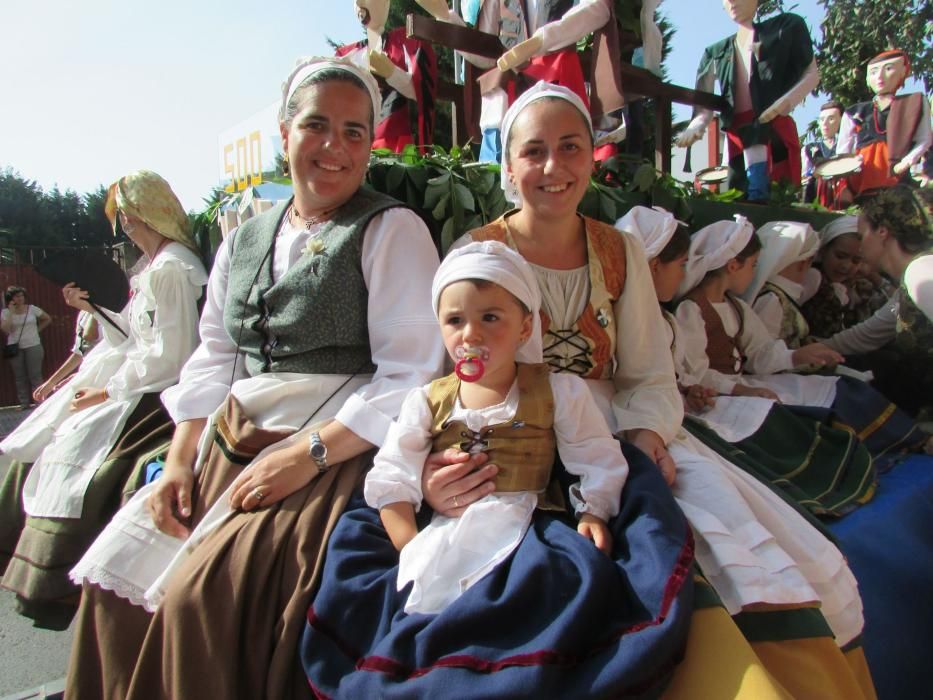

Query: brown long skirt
[66,395,369,700]
[0,393,172,630]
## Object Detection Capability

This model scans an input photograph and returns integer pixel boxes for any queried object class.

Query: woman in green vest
[66,57,446,699]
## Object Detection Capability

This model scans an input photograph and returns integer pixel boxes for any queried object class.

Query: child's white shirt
[675,295,796,396]
[364,370,627,614]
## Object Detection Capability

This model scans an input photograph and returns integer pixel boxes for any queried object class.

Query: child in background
[677,216,931,461]
[622,206,874,518]
[366,240,625,614]
[802,216,865,337]
[675,216,842,403]
[743,221,820,349]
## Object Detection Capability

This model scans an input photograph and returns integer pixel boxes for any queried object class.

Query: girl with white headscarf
[0,170,207,632]
[801,216,892,339]
[300,243,689,698]
[67,58,445,699]
[744,221,820,347]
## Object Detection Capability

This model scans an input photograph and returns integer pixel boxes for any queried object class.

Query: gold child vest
[469,215,627,379]
[426,363,557,497]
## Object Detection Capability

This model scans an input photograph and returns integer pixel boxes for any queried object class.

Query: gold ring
[453,495,459,507]
[252,488,265,502]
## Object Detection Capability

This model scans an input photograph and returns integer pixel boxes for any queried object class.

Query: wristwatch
[308,431,329,473]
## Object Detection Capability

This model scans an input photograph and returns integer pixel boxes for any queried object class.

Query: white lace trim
[70,562,156,612]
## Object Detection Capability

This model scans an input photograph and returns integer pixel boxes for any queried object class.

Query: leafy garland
[203,145,841,259]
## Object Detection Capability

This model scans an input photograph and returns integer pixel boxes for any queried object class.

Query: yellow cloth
[104,170,195,251]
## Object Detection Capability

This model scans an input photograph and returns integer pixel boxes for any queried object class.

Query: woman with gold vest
[65,57,445,699]
[427,82,875,698]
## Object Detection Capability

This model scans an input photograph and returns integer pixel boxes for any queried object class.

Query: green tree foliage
[0,168,115,248]
[816,0,933,106]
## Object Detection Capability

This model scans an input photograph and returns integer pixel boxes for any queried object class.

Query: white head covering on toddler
[432,241,543,363]
[677,215,755,298]
[499,81,593,205]
[741,221,820,303]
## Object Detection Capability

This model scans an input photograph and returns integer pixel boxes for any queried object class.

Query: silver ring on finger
[453,495,459,508]
[252,488,265,503]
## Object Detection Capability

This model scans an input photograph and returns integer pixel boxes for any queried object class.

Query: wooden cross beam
[407,14,729,174]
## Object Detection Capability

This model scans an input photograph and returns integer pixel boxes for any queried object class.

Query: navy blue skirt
[300,443,694,699]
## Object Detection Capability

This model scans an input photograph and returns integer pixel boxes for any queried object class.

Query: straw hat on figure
[837,50,932,196]
[337,0,438,152]
[676,0,819,202]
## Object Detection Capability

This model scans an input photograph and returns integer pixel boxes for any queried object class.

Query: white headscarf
[741,221,819,303]
[432,241,543,363]
[499,81,592,205]
[615,206,682,259]
[280,56,382,123]
[677,215,755,298]
[819,215,859,248]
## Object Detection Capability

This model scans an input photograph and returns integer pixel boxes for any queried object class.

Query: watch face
[310,442,327,459]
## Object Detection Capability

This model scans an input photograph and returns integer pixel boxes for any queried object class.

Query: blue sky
[0,0,917,212]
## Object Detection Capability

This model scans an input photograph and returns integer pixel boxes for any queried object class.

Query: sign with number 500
[218,101,283,193]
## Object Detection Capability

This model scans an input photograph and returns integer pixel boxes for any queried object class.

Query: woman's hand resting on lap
[422,448,498,517]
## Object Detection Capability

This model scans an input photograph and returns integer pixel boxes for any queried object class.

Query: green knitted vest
[223,188,401,376]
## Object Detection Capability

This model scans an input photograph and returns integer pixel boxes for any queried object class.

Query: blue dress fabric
[825,376,928,464]
[300,443,694,699]
[828,454,933,700]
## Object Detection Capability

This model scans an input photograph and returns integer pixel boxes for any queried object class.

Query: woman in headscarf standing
[66,57,444,700]
[0,170,207,630]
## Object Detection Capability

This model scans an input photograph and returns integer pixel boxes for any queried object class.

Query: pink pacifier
[454,346,489,382]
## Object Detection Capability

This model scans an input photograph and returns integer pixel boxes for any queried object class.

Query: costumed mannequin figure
[416,0,651,161]
[676,0,819,202]
[802,100,847,207]
[837,49,932,196]
[337,0,438,152]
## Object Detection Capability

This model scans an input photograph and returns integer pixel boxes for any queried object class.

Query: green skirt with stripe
[685,403,876,518]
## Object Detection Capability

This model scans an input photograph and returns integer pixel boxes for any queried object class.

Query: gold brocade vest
[426,363,565,510]
[760,282,810,349]
[469,215,627,380]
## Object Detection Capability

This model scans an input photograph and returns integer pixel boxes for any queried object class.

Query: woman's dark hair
[282,68,375,133]
[820,100,844,114]
[4,286,25,305]
[861,186,933,255]
[657,224,692,263]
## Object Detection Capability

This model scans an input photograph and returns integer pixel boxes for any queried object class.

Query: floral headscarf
[861,186,933,254]
[104,170,195,251]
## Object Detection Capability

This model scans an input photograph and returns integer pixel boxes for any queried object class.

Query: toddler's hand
[578,513,612,555]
